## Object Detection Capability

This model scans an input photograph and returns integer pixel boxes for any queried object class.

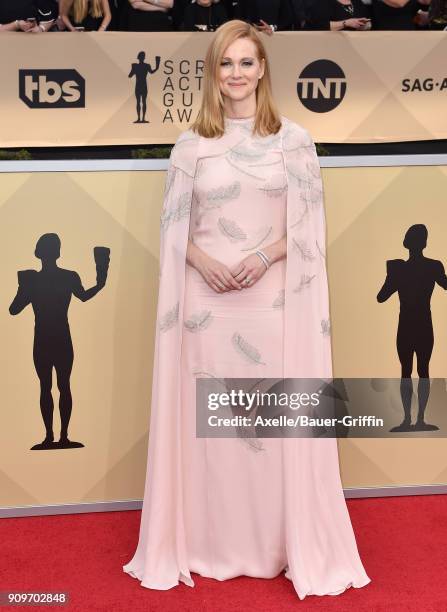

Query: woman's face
[218,37,265,104]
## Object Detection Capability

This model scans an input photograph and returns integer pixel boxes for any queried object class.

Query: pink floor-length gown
[123,115,371,599]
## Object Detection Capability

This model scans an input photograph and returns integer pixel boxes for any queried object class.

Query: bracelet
[39,24,45,31]
[16,19,20,30]
[255,249,271,270]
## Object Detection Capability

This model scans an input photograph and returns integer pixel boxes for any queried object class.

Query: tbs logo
[19,69,85,108]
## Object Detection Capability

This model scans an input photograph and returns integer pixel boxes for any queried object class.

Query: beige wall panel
[0,166,446,508]
[1,32,446,146]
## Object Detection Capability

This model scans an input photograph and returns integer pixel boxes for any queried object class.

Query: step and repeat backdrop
[1,164,447,510]
[0,31,446,146]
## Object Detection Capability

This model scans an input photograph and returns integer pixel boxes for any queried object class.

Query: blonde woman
[123,19,371,600]
[60,0,111,30]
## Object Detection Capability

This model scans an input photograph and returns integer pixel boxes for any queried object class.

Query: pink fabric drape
[123,117,371,598]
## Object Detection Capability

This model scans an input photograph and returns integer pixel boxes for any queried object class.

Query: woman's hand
[254,19,274,36]
[344,17,370,30]
[196,254,244,293]
[229,253,268,289]
[27,23,50,32]
[186,241,243,293]
[17,20,34,31]
[414,10,429,26]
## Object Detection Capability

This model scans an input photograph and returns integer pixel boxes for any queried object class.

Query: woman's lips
[229,83,245,86]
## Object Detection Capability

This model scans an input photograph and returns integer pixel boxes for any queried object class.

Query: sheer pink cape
[124,116,371,599]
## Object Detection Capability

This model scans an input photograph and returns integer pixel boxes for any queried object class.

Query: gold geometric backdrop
[0,31,446,147]
[0,166,446,510]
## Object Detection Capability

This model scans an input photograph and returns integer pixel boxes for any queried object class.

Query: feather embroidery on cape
[217,217,247,242]
[160,193,192,231]
[272,289,285,309]
[159,301,179,332]
[294,274,316,293]
[184,310,213,333]
[231,332,266,365]
[203,181,241,208]
[292,237,316,262]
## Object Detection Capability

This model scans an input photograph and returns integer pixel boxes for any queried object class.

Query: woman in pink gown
[123,20,371,600]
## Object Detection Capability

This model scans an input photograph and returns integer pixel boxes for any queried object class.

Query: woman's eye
[220,61,254,67]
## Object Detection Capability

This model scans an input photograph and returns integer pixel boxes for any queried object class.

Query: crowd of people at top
[0,0,446,33]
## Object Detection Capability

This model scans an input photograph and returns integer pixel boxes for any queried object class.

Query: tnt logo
[19,69,85,108]
[297,60,346,113]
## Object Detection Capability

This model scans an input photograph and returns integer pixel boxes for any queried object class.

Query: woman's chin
[224,90,253,102]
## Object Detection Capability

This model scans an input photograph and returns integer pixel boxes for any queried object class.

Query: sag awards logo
[128,50,203,124]
[19,69,85,108]
[297,60,347,113]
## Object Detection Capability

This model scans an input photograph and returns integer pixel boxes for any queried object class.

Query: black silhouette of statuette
[9,234,110,450]
[128,51,160,124]
[377,224,447,432]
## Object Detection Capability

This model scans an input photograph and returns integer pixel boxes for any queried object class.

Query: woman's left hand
[27,24,43,32]
[254,19,274,36]
[229,254,267,289]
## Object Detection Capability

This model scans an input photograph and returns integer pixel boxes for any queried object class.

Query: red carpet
[2,495,446,611]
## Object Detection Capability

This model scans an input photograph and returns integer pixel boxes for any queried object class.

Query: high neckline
[224,115,255,123]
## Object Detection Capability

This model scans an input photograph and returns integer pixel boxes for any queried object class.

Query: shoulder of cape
[279,115,314,152]
[169,117,315,176]
[169,128,201,177]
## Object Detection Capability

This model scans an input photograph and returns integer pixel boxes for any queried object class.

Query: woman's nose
[231,64,241,77]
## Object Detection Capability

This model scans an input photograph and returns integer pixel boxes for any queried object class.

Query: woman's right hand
[187,240,242,293]
[345,17,370,30]
[187,243,241,293]
[197,254,243,293]
[17,20,34,31]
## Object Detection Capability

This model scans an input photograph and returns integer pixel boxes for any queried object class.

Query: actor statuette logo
[127,51,204,124]
[297,60,347,113]
[19,69,85,108]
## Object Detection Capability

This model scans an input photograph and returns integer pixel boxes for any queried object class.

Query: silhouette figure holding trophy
[9,234,110,450]
[377,225,447,432]
[128,51,160,123]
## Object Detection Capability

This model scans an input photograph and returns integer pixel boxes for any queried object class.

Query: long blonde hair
[191,20,282,138]
[72,0,103,23]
